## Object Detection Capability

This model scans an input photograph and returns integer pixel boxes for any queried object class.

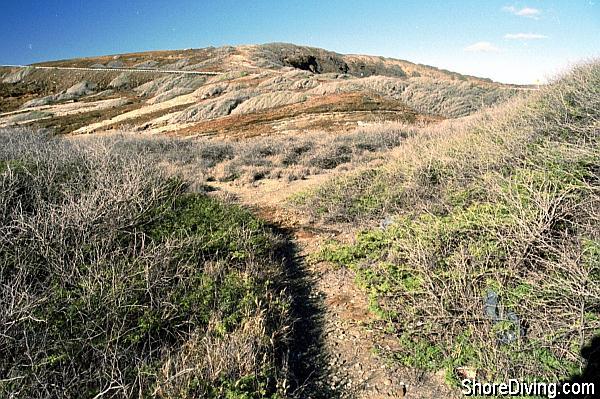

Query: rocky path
[209,179,459,398]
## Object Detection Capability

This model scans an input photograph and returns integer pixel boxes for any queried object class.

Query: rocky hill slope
[0,43,521,136]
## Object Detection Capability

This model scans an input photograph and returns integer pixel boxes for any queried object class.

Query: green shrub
[309,61,600,385]
[0,131,290,398]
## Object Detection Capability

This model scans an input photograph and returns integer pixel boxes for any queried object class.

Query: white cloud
[502,5,541,18]
[464,41,501,53]
[504,33,548,40]
[516,7,541,16]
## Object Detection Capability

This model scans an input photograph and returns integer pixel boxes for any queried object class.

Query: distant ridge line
[0,64,538,89]
[0,65,222,76]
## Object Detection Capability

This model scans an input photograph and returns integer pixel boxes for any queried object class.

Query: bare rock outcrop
[2,67,34,84]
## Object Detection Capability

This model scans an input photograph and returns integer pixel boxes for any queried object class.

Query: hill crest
[0,43,521,136]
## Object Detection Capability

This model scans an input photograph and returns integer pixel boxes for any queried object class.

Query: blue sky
[1,1,598,84]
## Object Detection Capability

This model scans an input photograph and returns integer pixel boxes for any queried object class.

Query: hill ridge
[1,43,521,136]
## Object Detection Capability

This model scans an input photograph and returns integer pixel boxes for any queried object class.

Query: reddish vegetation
[174,93,440,138]
[1,43,517,138]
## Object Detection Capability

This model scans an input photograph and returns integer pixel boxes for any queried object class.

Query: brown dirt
[208,174,460,399]
[34,47,242,73]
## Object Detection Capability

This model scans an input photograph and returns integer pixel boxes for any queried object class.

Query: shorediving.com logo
[462,379,595,398]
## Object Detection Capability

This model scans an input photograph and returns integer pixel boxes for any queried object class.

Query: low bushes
[0,131,291,398]
[205,123,415,184]
[308,61,600,384]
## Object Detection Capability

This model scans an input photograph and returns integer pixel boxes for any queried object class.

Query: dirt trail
[1,65,221,76]
[208,176,459,399]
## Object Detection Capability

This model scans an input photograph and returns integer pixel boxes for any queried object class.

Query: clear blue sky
[1,0,598,84]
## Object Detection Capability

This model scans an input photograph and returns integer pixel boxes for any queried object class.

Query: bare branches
[0,130,291,398]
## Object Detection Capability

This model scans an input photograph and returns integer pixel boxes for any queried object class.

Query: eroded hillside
[0,43,521,136]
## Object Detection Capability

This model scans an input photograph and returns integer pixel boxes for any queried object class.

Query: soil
[172,93,439,139]
[208,175,460,398]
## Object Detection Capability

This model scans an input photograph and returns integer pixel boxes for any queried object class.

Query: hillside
[3,45,596,399]
[300,61,600,393]
[1,61,597,399]
[0,43,521,136]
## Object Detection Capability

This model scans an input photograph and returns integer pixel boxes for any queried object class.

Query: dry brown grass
[0,129,292,398]
[201,122,417,184]
[308,61,600,384]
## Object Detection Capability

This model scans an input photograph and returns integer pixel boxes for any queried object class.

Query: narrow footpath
[209,177,460,398]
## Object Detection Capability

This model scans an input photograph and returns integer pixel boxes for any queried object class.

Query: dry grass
[308,61,600,384]
[202,122,417,184]
[308,75,520,118]
[0,129,292,398]
[88,122,416,189]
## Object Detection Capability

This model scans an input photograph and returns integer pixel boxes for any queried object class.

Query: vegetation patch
[309,62,600,385]
[0,131,291,398]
